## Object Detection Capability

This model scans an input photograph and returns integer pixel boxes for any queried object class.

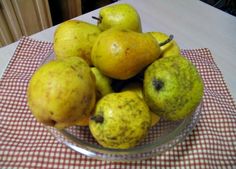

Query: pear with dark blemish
[89,91,151,149]
[53,20,101,65]
[143,55,204,121]
[27,57,96,129]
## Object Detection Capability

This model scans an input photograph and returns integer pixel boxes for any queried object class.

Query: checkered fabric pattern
[0,37,235,168]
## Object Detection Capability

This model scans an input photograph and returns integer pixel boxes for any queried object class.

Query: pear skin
[97,3,142,32]
[122,82,160,126]
[53,20,101,65]
[149,32,181,58]
[91,67,114,99]
[144,55,203,121]
[27,57,96,129]
[91,28,161,80]
[89,91,151,149]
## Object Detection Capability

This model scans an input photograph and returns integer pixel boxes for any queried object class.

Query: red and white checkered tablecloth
[0,37,236,168]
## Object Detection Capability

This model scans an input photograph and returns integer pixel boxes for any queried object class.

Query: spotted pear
[27,57,96,129]
[89,91,151,149]
[144,55,204,121]
[53,20,101,65]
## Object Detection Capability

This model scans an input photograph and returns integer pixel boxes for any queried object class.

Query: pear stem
[152,78,164,91]
[159,34,174,46]
[92,16,101,22]
[91,115,104,123]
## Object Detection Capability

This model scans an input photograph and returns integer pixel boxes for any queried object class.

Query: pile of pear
[27,3,204,149]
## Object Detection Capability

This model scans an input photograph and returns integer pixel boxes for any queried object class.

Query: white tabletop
[0,0,236,100]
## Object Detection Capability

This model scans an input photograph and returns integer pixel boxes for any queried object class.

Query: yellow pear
[53,20,101,65]
[149,32,180,57]
[89,91,151,149]
[91,28,161,80]
[27,57,96,129]
[94,3,142,32]
[91,67,114,99]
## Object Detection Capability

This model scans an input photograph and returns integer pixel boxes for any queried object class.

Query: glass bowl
[42,52,202,161]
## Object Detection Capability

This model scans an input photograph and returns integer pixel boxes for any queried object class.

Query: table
[1,1,236,168]
[1,0,236,101]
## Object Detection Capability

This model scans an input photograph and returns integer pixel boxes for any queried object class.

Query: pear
[53,20,101,65]
[143,55,204,121]
[27,57,96,129]
[149,32,181,57]
[121,82,160,127]
[93,3,142,32]
[91,67,113,99]
[89,91,151,149]
[91,28,167,80]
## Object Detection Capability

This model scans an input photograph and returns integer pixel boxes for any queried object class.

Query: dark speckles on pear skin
[117,99,135,110]
[88,32,99,41]
[95,55,102,59]
[81,94,92,107]
[121,29,129,33]
[107,136,118,141]
[90,92,151,149]
[125,47,130,56]
[118,105,122,109]
[70,65,77,71]
[141,121,150,130]
[77,73,83,79]
[145,55,203,120]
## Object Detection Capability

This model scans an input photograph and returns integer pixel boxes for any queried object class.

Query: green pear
[89,91,151,149]
[143,55,204,121]
[53,20,101,65]
[27,57,96,129]
[91,28,163,80]
[93,3,142,32]
[149,32,181,57]
[91,67,113,99]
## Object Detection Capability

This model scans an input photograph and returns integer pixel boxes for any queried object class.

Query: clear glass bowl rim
[46,102,202,160]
